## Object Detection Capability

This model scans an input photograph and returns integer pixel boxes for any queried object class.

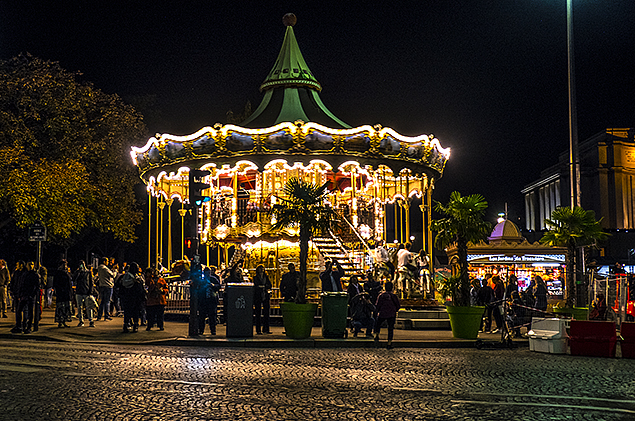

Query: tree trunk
[456,238,470,307]
[565,242,576,307]
[296,230,310,304]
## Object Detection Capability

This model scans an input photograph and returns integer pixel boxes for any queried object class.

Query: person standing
[0,259,10,318]
[279,263,299,302]
[478,277,495,332]
[533,275,549,312]
[347,275,364,304]
[33,265,47,332]
[53,260,73,328]
[373,281,401,349]
[145,267,168,331]
[252,264,272,335]
[12,262,39,334]
[10,261,25,313]
[491,275,504,333]
[198,266,221,335]
[96,257,115,321]
[74,261,95,327]
[118,262,145,333]
[320,260,344,292]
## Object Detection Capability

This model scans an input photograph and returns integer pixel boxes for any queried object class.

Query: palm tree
[430,191,491,306]
[540,206,609,307]
[270,177,339,304]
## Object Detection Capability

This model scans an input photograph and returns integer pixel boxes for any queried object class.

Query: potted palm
[270,177,340,338]
[431,191,491,339]
[541,206,609,315]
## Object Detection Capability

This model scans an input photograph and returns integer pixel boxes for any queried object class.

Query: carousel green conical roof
[241,14,351,129]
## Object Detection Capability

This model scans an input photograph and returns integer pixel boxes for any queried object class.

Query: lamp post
[567,0,581,209]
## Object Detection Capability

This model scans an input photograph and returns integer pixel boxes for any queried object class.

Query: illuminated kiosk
[130,15,450,298]
[446,219,567,297]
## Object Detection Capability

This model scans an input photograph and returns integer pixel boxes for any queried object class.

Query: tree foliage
[540,206,609,305]
[270,177,339,303]
[0,54,147,243]
[431,191,491,306]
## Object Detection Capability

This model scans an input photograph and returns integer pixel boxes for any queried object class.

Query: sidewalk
[0,307,528,349]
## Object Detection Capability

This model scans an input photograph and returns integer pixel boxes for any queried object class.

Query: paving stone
[0,340,633,420]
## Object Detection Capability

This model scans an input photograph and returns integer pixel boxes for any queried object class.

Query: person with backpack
[373,281,401,349]
[73,261,96,327]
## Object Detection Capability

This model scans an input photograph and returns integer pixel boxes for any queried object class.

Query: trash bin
[321,292,349,338]
[225,283,254,338]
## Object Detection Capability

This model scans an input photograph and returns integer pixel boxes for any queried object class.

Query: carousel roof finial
[282,13,297,27]
[241,14,351,129]
[258,13,320,92]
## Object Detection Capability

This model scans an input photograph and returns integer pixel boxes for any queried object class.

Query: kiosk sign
[28,225,47,242]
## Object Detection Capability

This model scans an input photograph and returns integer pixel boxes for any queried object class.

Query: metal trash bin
[321,292,349,338]
[225,283,254,338]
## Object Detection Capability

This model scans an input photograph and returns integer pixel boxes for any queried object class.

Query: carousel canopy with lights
[130,14,450,268]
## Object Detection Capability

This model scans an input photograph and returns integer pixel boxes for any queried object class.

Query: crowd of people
[469,273,550,335]
[1,257,170,335]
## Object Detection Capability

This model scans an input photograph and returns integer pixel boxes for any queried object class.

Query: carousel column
[178,204,187,260]
[166,198,174,268]
[426,183,435,298]
[158,200,166,268]
[351,168,358,227]
[155,197,161,268]
[147,192,153,269]
[405,173,411,242]
[231,171,238,229]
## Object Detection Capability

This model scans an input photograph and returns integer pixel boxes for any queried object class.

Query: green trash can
[321,292,349,338]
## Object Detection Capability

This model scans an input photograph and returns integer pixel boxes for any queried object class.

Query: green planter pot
[553,307,588,320]
[280,302,318,339]
[446,305,486,339]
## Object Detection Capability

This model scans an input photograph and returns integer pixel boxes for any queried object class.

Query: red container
[620,322,635,359]
[569,320,617,358]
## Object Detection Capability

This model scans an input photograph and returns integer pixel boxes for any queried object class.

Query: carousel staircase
[312,234,364,284]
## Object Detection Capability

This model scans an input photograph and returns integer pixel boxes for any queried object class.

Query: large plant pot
[553,307,588,320]
[446,305,485,339]
[280,302,318,339]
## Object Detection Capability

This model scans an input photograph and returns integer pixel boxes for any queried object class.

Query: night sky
[1,1,633,225]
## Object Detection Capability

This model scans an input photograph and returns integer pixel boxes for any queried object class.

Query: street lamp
[567,0,581,209]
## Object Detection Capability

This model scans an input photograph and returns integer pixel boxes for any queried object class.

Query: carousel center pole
[148,192,152,269]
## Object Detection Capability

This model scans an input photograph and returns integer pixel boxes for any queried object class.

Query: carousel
[130,14,450,297]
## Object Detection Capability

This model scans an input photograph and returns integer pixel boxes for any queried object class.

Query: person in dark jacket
[279,263,299,302]
[363,273,382,306]
[252,265,272,335]
[347,275,364,304]
[33,265,47,331]
[197,266,221,335]
[53,260,73,328]
[11,261,39,334]
[350,292,375,338]
[73,261,95,327]
[320,260,344,292]
[373,281,401,349]
[9,261,25,315]
[118,262,146,333]
[533,275,549,312]
[491,275,505,333]
[478,277,495,332]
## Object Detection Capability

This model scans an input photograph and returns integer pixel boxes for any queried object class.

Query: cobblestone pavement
[0,340,633,420]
